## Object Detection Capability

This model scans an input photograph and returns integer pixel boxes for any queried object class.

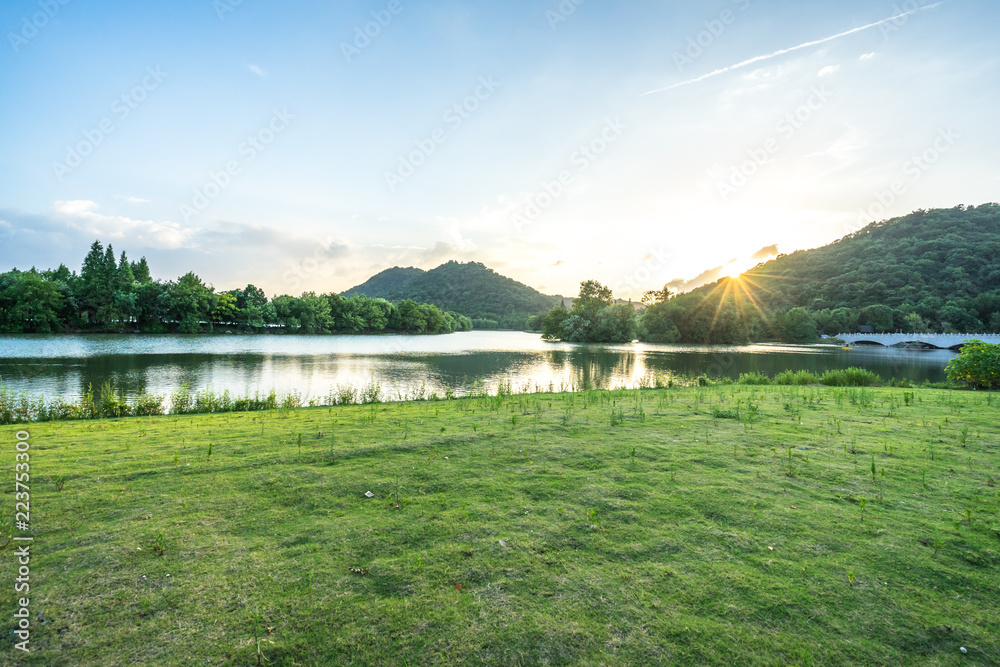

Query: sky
[1,0,997,300]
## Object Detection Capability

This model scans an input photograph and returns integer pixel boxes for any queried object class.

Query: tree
[777,307,818,343]
[861,305,894,333]
[166,273,213,333]
[395,300,428,333]
[80,240,112,323]
[130,257,152,284]
[639,299,680,343]
[211,292,239,325]
[117,251,135,289]
[135,281,168,331]
[0,271,64,333]
[594,303,639,343]
[641,286,673,306]
[903,312,928,334]
[573,281,614,321]
[938,302,982,333]
[945,340,1000,388]
[541,305,570,340]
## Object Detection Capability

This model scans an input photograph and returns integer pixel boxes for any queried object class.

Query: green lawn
[2,385,998,665]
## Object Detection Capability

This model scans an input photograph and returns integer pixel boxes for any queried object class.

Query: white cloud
[859,52,877,60]
[53,200,195,249]
[248,64,266,77]
[818,65,840,77]
[117,195,152,204]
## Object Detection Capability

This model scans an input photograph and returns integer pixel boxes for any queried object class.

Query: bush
[737,372,771,385]
[169,384,194,414]
[773,370,820,385]
[819,367,882,387]
[945,339,1000,389]
[97,381,130,418]
[134,391,165,416]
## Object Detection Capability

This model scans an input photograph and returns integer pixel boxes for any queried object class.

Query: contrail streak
[641,2,948,96]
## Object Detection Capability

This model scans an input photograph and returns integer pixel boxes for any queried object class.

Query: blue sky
[1,0,997,299]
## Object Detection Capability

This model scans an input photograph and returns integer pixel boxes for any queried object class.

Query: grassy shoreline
[2,384,998,665]
[0,367,952,426]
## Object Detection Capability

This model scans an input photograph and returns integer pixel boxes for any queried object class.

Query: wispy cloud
[248,64,266,77]
[641,2,949,96]
[117,195,152,204]
[818,65,840,77]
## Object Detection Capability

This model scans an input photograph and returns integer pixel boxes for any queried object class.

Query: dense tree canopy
[0,241,472,335]
[542,281,639,343]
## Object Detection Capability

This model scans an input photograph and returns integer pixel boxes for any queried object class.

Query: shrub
[169,383,194,414]
[737,372,771,385]
[773,370,820,385]
[134,391,165,416]
[945,339,1000,389]
[819,367,882,387]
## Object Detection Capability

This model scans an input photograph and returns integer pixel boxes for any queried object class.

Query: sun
[723,256,759,280]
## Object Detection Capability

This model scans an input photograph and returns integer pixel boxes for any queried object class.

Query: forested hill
[343,261,560,328]
[735,203,1000,313]
[638,204,1000,345]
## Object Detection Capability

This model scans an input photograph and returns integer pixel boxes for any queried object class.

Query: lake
[0,332,955,403]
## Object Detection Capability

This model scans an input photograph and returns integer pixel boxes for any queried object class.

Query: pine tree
[80,240,111,322]
[80,240,105,286]
[103,245,117,277]
[118,251,135,287]
[131,257,152,283]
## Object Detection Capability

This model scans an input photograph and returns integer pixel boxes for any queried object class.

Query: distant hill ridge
[732,203,1000,313]
[342,260,560,328]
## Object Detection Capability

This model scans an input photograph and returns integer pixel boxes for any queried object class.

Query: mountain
[641,204,1000,344]
[342,261,560,328]
[736,203,1000,313]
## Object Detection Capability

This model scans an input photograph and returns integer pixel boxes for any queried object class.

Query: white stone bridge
[835,333,1000,350]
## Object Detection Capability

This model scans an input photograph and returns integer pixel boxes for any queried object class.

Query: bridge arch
[836,333,1000,350]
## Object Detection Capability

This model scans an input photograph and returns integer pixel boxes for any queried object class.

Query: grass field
[2,384,998,665]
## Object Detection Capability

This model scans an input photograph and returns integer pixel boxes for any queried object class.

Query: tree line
[0,240,473,335]
[540,278,1000,346]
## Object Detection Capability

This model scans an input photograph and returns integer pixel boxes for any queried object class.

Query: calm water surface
[0,331,954,402]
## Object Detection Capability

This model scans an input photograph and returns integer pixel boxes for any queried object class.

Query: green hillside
[640,204,1000,344]
[743,204,1000,314]
[343,261,560,329]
